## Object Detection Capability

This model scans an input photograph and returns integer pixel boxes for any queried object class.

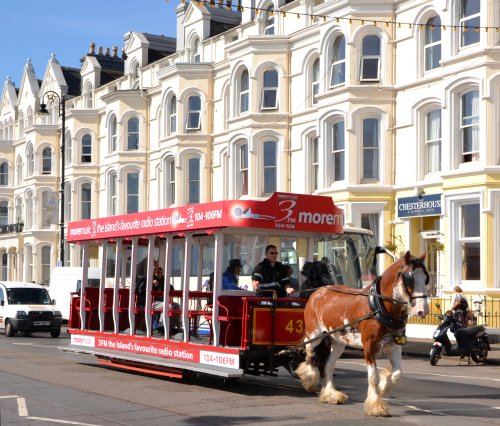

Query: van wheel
[50,329,61,338]
[5,320,15,337]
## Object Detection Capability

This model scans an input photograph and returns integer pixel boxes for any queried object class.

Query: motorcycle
[429,308,490,366]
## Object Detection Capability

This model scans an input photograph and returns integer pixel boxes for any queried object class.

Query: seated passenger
[251,245,295,298]
[222,259,243,290]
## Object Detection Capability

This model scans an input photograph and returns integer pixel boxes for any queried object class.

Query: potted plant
[384,240,398,252]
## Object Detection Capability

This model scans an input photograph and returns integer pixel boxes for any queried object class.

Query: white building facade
[0,0,498,303]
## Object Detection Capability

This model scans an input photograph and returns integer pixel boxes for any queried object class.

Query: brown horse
[296,251,429,417]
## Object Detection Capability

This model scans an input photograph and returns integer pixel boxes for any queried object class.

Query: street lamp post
[39,91,66,266]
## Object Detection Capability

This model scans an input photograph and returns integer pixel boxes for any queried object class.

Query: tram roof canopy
[66,192,344,243]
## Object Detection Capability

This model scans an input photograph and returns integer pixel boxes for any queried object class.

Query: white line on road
[0,395,19,399]
[404,404,446,416]
[338,360,500,383]
[12,343,58,348]
[27,417,101,425]
[17,397,28,416]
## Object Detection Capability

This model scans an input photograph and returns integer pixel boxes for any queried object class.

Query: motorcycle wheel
[471,340,488,364]
[430,346,441,366]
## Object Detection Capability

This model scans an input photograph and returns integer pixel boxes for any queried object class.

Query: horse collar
[368,277,407,330]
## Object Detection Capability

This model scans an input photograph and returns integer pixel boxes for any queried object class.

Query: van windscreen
[7,288,52,305]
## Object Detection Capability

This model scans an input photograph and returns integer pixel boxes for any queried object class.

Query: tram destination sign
[397,194,442,218]
[67,192,344,242]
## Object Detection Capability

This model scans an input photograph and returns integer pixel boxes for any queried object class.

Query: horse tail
[296,335,331,392]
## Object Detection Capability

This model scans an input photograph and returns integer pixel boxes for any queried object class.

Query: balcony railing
[0,223,24,235]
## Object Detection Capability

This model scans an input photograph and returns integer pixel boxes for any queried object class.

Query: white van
[48,267,101,321]
[0,281,63,337]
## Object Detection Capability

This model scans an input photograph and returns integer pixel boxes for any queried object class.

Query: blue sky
[1,0,178,89]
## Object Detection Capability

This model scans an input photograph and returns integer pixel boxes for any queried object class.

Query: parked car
[0,281,63,337]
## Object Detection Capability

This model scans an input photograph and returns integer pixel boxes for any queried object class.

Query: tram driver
[251,245,296,298]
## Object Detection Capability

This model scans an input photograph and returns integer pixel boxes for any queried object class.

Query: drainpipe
[141,89,150,208]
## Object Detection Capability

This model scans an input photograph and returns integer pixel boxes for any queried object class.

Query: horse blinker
[402,271,414,290]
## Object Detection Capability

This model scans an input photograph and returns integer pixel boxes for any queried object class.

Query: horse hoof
[319,389,349,404]
[364,400,391,417]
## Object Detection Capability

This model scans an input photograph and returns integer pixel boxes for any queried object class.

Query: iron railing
[407,296,500,328]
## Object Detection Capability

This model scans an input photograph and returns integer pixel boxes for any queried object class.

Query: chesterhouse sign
[397,194,442,218]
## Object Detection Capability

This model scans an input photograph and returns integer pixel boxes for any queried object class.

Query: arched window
[41,246,51,284]
[360,35,381,82]
[81,134,92,163]
[425,16,441,71]
[263,140,277,195]
[362,118,379,180]
[312,59,320,105]
[192,37,201,62]
[27,108,33,128]
[461,90,479,163]
[425,109,442,173]
[186,96,202,131]
[1,252,7,281]
[18,111,24,136]
[25,244,33,282]
[331,35,346,87]
[42,147,52,174]
[188,157,200,204]
[16,157,22,185]
[168,96,177,134]
[261,70,279,110]
[25,191,33,229]
[236,142,249,197]
[239,70,249,114]
[81,183,92,219]
[109,115,117,152]
[127,117,139,150]
[331,120,345,183]
[41,190,57,228]
[460,0,480,47]
[27,144,34,176]
[15,197,22,224]
[65,130,72,165]
[126,171,139,213]
[0,201,8,226]
[310,136,320,191]
[84,81,93,108]
[131,61,140,87]
[0,162,8,186]
[263,5,274,35]
[109,172,118,216]
[165,157,176,206]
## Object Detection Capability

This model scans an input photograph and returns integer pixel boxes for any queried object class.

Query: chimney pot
[112,46,118,57]
[105,47,110,56]
[98,46,103,55]
[89,42,95,54]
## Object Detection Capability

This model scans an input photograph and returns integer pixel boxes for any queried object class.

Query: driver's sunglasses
[269,251,278,255]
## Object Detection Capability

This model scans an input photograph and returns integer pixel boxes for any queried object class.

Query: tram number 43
[285,319,304,334]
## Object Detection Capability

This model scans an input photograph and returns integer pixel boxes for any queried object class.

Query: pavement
[404,325,500,365]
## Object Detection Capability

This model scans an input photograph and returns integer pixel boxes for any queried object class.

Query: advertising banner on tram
[71,334,240,369]
[67,192,344,242]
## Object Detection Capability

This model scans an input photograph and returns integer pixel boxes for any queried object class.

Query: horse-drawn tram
[62,192,381,379]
